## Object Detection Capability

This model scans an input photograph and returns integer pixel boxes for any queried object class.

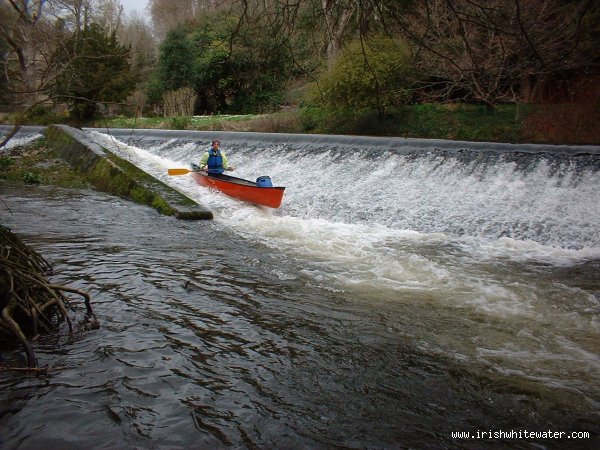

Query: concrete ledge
[45,124,212,220]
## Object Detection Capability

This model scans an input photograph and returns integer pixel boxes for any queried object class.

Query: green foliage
[299,103,526,140]
[22,105,59,125]
[156,28,197,94]
[311,36,414,118]
[189,18,233,112]
[232,89,284,114]
[0,157,13,169]
[224,29,292,113]
[169,116,191,130]
[145,73,164,106]
[392,103,526,141]
[150,13,292,114]
[298,106,328,132]
[54,24,136,120]
[22,171,41,184]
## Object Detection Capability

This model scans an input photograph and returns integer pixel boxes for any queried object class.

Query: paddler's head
[211,140,220,151]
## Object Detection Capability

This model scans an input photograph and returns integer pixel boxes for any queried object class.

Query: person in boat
[198,140,235,174]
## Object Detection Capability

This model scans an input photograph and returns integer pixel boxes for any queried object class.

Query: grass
[392,103,529,143]
[91,105,528,143]
[297,102,531,142]
[91,114,264,131]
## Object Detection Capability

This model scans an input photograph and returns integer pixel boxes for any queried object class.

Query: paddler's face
[212,141,220,150]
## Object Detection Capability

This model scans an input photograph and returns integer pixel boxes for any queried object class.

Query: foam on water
[88,130,599,255]
[87,132,599,341]
[0,132,43,150]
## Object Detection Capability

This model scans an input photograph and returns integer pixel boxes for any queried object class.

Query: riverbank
[89,104,528,143]
[4,101,597,145]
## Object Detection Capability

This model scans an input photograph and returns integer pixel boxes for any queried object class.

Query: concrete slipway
[44,125,212,220]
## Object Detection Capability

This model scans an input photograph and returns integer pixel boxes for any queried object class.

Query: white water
[87,130,600,401]
[88,131,600,253]
[0,132,43,150]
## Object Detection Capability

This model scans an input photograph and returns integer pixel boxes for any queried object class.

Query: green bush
[150,13,292,115]
[22,171,41,184]
[54,23,135,120]
[22,105,54,125]
[169,116,191,130]
[0,157,13,169]
[297,102,527,141]
[309,36,414,119]
[298,106,327,132]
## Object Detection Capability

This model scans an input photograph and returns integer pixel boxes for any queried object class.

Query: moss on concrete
[44,125,212,220]
[0,137,90,189]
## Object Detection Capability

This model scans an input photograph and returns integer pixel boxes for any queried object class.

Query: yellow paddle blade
[167,168,191,175]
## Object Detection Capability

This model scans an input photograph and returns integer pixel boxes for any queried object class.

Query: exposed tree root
[1,224,99,369]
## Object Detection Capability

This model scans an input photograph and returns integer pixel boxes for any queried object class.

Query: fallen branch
[0,365,50,374]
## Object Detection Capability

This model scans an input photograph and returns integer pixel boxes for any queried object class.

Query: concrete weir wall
[45,125,212,220]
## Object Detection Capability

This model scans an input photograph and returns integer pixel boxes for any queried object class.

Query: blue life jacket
[206,149,224,174]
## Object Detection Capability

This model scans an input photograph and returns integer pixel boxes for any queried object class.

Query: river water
[1,128,599,449]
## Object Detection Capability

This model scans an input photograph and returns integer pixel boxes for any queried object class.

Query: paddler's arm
[222,153,235,171]
[198,152,209,171]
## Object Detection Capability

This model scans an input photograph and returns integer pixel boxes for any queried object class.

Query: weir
[89,127,600,155]
[88,128,600,251]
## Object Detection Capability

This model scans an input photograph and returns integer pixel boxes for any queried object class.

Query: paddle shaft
[168,168,195,175]
[168,167,234,176]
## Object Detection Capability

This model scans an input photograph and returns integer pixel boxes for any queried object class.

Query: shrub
[246,112,302,133]
[23,105,57,125]
[310,36,414,119]
[0,157,13,169]
[169,116,191,130]
[22,171,41,184]
[522,75,600,144]
[298,106,327,132]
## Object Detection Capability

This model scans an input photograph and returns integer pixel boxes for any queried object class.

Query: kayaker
[199,140,235,174]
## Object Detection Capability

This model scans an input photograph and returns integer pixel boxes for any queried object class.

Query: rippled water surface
[1,129,599,449]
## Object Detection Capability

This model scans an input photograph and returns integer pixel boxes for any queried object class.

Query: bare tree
[94,0,124,34]
[0,0,46,102]
[0,0,63,145]
[222,0,597,107]
[117,10,158,113]
[148,0,229,39]
[383,0,599,107]
[0,0,137,146]
[321,0,355,66]
[163,86,196,116]
[118,10,157,79]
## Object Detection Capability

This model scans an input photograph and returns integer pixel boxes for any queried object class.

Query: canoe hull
[191,171,285,208]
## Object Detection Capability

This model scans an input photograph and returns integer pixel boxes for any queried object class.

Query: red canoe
[191,170,286,208]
